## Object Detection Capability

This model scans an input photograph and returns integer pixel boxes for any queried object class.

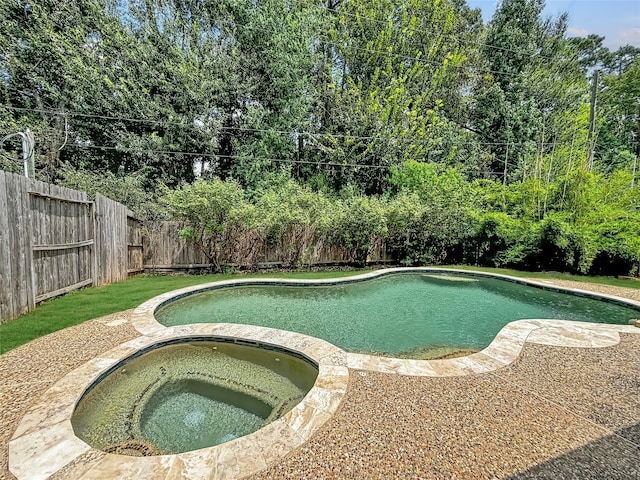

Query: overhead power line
[67,141,580,174]
[3,106,576,147]
[68,143,393,169]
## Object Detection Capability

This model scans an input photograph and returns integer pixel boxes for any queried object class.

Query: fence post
[25,177,36,311]
[90,200,98,286]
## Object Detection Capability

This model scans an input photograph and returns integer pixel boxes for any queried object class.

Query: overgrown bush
[160,179,259,272]
[255,180,333,268]
[385,193,472,265]
[464,212,521,267]
[502,215,583,272]
[332,194,387,266]
[586,219,640,276]
[58,164,155,217]
[155,169,639,275]
[386,162,475,265]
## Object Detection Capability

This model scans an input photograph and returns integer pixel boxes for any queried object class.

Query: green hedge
[156,165,640,276]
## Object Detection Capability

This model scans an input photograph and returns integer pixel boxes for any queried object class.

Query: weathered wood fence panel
[143,221,209,270]
[127,215,144,274]
[29,184,93,302]
[0,171,95,321]
[143,221,392,271]
[0,171,142,324]
[95,194,129,285]
[0,171,34,321]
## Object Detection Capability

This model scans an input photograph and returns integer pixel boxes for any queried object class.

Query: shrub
[255,180,333,268]
[160,179,258,272]
[387,161,475,265]
[464,212,521,267]
[586,219,640,276]
[332,195,387,266]
[386,193,473,265]
[501,215,585,273]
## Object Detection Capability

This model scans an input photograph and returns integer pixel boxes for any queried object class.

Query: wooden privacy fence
[143,221,393,272]
[0,171,142,324]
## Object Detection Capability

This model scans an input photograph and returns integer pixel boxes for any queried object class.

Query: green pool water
[139,379,271,453]
[156,273,639,358]
[72,340,318,455]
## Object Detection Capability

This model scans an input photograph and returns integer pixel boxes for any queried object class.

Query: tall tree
[0,0,119,179]
[220,0,328,188]
[307,0,477,194]
[471,0,588,185]
[597,58,640,173]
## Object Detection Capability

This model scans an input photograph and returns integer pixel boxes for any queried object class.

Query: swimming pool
[155,272,640,359]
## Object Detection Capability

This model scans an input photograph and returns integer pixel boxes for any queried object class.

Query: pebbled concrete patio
[251,334,640,479]
[2,276,639,479]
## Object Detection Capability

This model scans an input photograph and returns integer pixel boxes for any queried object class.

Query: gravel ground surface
[251,335,640,479]
[1,278,639,480]
[0,311,139,480]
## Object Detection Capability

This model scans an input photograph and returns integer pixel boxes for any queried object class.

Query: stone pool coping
[9,267,640,479]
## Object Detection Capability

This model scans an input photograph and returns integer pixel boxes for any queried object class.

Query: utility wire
[68,143,393,169]
[3,13,580,127]
[67,142,546,173]
[3,106,579,147]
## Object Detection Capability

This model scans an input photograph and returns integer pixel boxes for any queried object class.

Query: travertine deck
[3,269,640,479]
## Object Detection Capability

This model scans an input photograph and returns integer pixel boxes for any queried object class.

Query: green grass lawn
[1,266,638,354]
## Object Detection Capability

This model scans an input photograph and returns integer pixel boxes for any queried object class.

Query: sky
[467,0,640,50]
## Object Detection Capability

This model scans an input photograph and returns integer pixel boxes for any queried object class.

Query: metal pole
[20,132,28,177]
[14,130,35,178]
[25,129,35,178]
[1,130,34,177]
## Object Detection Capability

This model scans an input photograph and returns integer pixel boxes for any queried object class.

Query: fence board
[127,215,144,273]
[6,174,34,317]
[0,172,13,321]
[32,240,95,251]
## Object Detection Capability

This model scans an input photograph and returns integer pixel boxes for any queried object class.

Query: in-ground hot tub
[71,338,318,456]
